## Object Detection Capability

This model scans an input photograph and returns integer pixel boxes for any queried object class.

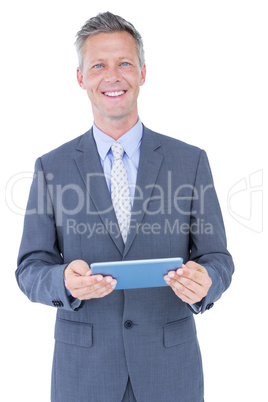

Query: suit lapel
[74,128,125,255]
[123,126,163,257]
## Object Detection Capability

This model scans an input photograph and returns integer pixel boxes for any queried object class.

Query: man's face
[77,31,146,127]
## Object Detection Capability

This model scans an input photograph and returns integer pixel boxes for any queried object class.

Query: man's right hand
[64,259,117,300]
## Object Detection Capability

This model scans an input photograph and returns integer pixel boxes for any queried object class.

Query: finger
[66,273,103,291]
[165,268,210,302]
[79,275,116,294]
[93,281,117,298]
[168,267,210,295]
[168,283,196,304]
[171,277,205,301]
[169,278,204,304]
[180,266,212,292]
[78,278,117,300]
[88,276,116,294]
[175,266,205,286]
[68,274,116,298]
[174,275,205,295]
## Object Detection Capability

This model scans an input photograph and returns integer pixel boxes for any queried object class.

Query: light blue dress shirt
[92,118,143,206]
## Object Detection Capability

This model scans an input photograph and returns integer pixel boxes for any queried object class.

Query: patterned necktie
[111,142,131,243]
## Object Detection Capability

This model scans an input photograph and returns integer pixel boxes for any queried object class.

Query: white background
[1,1,267,401]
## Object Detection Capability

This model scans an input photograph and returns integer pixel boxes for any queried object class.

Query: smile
[102,91,126,97]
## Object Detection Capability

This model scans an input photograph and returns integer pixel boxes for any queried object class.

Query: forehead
[82,31,139,62]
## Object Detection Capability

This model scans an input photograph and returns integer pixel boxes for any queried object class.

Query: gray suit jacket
[16,125,234,402]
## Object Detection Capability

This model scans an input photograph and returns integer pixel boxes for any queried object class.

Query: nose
[104,65,121,83]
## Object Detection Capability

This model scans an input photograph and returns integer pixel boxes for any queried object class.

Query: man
[16,11,234,402]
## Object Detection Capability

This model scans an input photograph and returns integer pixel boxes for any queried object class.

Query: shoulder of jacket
[143,125,203,156]
[39,129,91,163]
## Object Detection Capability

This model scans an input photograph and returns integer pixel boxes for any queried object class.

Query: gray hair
[75,11,145,70]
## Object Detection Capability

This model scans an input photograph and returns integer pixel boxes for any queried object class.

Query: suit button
[124,320,134,329]
[206,303,214,310]
[52,300,64,307]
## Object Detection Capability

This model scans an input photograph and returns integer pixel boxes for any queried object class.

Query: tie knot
[111,142,124,160]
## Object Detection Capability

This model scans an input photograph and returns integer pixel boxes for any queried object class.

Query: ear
[77,67,86,89]
[140,64,146,86]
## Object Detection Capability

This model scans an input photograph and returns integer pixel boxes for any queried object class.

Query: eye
[121,62,130,67]
[93,64,103,69]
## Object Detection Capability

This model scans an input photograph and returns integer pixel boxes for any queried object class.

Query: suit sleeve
[16,157,82,311]
[189,150,234,313]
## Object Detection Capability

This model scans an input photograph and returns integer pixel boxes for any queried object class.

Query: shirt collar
[92,118,143,160]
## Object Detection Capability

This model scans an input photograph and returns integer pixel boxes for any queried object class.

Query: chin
[104,109,132,120]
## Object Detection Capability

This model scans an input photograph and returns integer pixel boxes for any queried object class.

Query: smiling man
[16,11,234,402]
[77,30,146,138]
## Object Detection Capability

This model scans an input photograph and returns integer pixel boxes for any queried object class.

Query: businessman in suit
[16,12,234,402]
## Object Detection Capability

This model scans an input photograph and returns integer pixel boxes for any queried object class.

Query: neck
[93,114,139,140]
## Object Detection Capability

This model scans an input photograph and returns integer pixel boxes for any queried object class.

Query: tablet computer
[90,257,183,290]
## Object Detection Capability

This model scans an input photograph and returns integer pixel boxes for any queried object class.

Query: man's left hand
[164,261,212,305]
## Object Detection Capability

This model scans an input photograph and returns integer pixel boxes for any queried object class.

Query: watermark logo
[66,218,214,239]
[5,170,213,221]
[5,171,34,216]
[227,170,263,233]
[7,169,264,234]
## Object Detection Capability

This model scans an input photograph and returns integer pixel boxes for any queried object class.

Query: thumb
[184,261,206,273]
[66,259,91,277]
